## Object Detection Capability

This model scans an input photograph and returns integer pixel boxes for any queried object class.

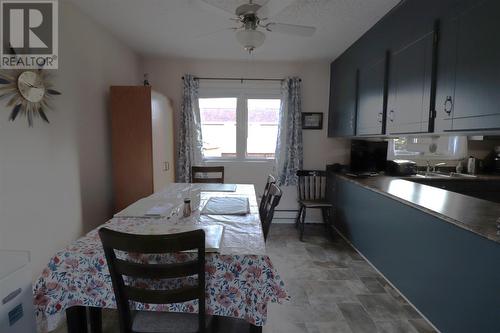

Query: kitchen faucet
[426,161,446,173]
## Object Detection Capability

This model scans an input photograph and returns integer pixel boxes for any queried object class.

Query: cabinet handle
[388,110,395,122]
[163,162,169,171]
[377,112,383,123]
[444,96,453,115]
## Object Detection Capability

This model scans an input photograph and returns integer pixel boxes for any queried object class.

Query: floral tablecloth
[33,184,289,332]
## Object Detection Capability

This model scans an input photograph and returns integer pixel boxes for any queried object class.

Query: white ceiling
[68,0,400,61]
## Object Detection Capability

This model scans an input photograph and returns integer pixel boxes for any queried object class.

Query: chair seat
[299,200,332,208]
[132,311,212,333]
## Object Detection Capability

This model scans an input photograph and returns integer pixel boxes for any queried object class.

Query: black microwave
[350,140,388,173]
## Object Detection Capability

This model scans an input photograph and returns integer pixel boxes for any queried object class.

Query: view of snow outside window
[247,99,280,158]
[199,98,280,159]
[199,98,237,158]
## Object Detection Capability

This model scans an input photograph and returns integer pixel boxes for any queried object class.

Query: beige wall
[0,3,351,278]
[142,57,350,221]
[0,1,141,276]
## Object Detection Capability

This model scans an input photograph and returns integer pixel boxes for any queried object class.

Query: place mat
[199,184,237,192]
[140,224,224,252]
[144,203,175,217]
[201,196,249,215]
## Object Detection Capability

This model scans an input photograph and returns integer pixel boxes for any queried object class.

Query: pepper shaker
[183,198,191,217]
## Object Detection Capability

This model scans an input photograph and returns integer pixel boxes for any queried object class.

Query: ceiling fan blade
[266,22,316,37]
[258,0,293,19]
[194,27,239,39]
[198,0,237,17]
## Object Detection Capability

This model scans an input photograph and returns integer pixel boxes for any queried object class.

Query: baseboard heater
[273,209,323,224]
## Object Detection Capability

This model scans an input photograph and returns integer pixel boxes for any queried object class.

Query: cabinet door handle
[163,162,169,171]
[388,110,395,122]
[377,112,383,123]
[444,96,453,115]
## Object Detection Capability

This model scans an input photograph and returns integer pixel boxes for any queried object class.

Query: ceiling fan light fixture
[236,29,265,53]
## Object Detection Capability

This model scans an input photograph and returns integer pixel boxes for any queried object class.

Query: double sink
[412,171,478,179]
[403,171,500,204]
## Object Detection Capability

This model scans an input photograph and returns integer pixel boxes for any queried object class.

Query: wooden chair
[260,183,282,241]
[98,228,210,333]
[295,170,333,241]
[191,166,224,183]
[259,174,276,219]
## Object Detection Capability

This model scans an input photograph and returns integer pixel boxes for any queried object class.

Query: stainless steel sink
[415,171,451,178]
[413,171,477,179]
[449,172,478,178]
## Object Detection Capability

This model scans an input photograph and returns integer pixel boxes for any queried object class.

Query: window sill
[203,158,275,164]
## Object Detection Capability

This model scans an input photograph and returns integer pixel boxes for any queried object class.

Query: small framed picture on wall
[301,112,323,129]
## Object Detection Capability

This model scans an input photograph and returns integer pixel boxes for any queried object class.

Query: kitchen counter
[330,173,500,333]
[336,174,500,244]
[400,172,500,181]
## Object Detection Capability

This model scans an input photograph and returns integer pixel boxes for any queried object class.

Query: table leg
[250,324,263,333]
[88,307,102,333]
[66,306,87,333]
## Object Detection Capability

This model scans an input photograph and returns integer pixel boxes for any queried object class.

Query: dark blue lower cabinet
[333,176,500,333]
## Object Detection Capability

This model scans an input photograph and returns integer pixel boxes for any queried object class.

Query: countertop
[335,174,500,244]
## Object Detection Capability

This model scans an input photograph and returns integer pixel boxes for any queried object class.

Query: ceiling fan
[200,0,317,53]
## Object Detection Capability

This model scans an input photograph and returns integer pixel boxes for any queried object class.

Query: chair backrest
[191,166,224,183]
[296,170,327,201]
[259,174,276,218]
[99,228,206,333]
[260,183,282,241]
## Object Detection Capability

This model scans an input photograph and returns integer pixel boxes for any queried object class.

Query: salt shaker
[183,198,191,217]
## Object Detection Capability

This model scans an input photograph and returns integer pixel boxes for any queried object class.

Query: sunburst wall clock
[0,70,61,127]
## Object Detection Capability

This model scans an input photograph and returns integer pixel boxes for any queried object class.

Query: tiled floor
[54,224,436,333]
[262,224,436,333]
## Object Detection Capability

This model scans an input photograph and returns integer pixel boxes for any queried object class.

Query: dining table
[33,183,289,333]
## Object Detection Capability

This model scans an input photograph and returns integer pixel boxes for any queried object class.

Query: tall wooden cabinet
[110,86,175,213]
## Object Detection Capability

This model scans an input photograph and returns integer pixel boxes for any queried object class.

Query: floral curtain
[274,77,303,186]
[176,74,203,182]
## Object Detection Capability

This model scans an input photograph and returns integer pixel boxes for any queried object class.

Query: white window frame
[198,82,281,162]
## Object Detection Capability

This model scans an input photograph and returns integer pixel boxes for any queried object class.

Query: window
[199,95,281,160]
[387,136,468,161]
[199,98,237,158]
[247,99,280,159]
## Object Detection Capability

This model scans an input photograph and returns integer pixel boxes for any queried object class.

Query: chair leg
[250,324,263,333]
[325,207,335,239]
[295,205,303,229]
[211,315,220,333]
[299,207,306,241]
[88,307,102,333]
[66,306,87,333]
[321,208,328,229]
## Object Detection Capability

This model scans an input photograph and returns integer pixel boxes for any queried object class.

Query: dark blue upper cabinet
[436,0,500,132]
[328,55,357,137]
[386,30,435,135]
[356,56,387,136]
[327,0,500,137]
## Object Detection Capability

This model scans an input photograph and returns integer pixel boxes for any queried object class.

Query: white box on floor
[0,250,37,333]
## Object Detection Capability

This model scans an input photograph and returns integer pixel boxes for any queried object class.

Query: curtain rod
[181,76,301,82]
